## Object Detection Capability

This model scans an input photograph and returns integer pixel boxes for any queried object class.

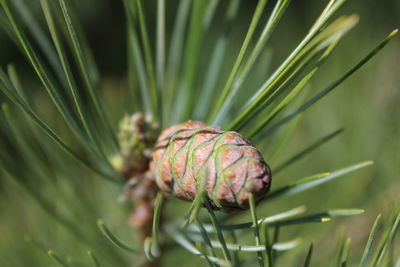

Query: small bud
[150,121,272,211]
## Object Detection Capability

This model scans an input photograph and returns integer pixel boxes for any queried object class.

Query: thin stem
[205,201,232,264]
[271,226,280,264]
[151,192,165,258]
[195,218,218,262]
[230,230,240,267]
[249,193,266,266]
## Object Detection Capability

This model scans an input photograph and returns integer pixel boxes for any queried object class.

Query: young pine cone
[150,121,271,211]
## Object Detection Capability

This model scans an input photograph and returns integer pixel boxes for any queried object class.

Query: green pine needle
[97,219,140,253]
[0,1,398,266]
[359,214,382,267]
[48,250,70,267]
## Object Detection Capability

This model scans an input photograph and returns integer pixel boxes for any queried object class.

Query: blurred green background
[0,0,398,266]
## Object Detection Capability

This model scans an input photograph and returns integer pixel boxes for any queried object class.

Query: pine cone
[150,121,271,211]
